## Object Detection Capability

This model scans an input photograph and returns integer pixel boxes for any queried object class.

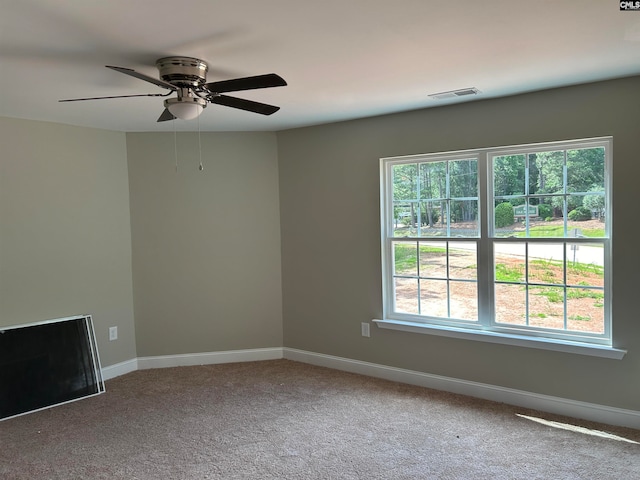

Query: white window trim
[372,318,626,359]
[379,137,625,359]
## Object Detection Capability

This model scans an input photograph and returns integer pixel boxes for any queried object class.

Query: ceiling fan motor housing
[156,56,208,87]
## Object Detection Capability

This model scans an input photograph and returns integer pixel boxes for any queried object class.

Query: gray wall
[2,77,638,413]
[0,117,136,367]
[126,132,283,356]
[277,76,640,411]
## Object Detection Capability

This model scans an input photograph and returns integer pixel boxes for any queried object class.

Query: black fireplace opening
[0,315,104,421]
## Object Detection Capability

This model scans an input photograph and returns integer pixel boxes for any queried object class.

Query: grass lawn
[513,224,605,238]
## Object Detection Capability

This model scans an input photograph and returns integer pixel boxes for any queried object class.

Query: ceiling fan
[59,56,287,122]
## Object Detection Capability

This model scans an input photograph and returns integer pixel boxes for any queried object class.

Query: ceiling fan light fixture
[165,96,207,120]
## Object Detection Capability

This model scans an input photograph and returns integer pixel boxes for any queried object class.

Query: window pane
[449,281,477,320]
[566,243,604,287]
[416,201,447,237]
[449,159,478,198]
[567,147,605,194]
[434,202,451,235]
[393,242,417,276]
[512,201,538,225]
[418,241,447,278]
[419,279,447,317]
[583,192,606,224]
[494,243,525,283]
[495,283,525,325]
[528,286,565,329]
[493,155,525,197]
[393,203,419,237]
[419,161,446,199]
[567,220,605,238]
[567,287,604,334]
[450,199,478,236]
[417,201,439,234]
[420,200,441,228]
[449,243,477,280]
[393,164,417,200]
[564,194,605,239]
[529,195,565,236]
[528,244,564,285]
[394,278,418,314]
[528,150,564,195]
[494,199,520,237]
[530,196,554,222]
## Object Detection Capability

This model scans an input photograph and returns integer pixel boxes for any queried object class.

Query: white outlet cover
[361,322,370,337]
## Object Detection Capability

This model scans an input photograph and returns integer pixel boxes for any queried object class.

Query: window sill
[372,319,626,360]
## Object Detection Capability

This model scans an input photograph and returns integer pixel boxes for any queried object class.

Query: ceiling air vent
[429,87,481,100]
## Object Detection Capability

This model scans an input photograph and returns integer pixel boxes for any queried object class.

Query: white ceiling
[1,0,639,132]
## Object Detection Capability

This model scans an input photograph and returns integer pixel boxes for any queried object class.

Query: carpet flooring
[1,359,638,479]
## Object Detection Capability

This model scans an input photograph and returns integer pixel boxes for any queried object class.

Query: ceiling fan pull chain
[174,118,179,172]
[198,114,203,172]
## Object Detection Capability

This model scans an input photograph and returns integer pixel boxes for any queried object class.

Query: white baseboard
[283,348,640,430]
[136,347,284,370]
[100,347,639,429]
[102,358,138,381]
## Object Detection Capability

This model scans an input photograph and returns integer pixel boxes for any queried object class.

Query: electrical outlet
[361,322,370,337]
[109,326,118,341]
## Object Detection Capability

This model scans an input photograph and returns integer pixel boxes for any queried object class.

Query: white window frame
[377,137,625,359]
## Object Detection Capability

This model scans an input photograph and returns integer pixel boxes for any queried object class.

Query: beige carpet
[1,359,638,479]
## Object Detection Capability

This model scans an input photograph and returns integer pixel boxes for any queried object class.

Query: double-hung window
[379,137,612,349]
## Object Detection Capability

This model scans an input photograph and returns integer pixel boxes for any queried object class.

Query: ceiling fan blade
[205,73,286,94]
[59,93,170,102]
[211,95,280,115]
[106,65,176,90]
[157,108,176,122]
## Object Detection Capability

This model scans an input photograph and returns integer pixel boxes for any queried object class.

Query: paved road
[494,243,603,266]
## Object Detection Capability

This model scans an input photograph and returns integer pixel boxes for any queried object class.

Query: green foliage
[495,263,523,282]
[551,193,581,214]
[568,206,592,221]
[567,148,605,193]
[529,151,564,194]
[394,243,417,273]
[495,202,514,228]
[568,261,604,276]
[530,148,604,196]
[583,187,605,218]
[537,204,553,219]
[567,289,604,301]
[421,209,439,225]
[493,155,525,196]
[393,159,479,228]
[392,164,417,201]
[532,287,564,303]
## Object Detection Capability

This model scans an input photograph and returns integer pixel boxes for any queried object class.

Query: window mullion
[416,241,421,315]
[477,152,492,327]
